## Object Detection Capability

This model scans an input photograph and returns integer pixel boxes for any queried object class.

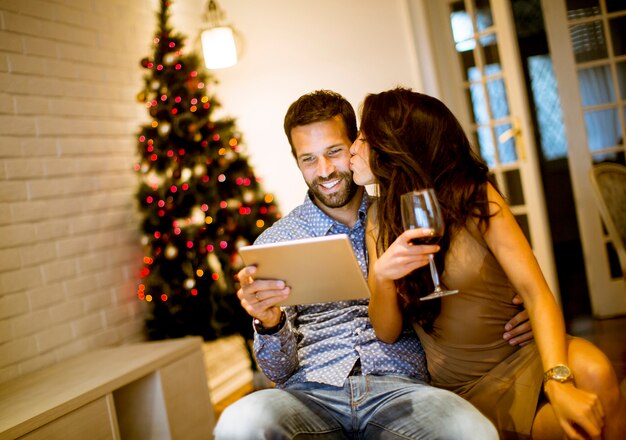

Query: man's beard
[306,171,360,209]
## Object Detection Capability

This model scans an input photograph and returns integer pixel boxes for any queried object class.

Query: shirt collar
[300,190,372,235]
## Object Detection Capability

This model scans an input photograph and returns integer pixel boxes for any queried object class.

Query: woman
[349,87,626,439]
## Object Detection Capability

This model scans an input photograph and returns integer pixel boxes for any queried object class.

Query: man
[214,90,531,439]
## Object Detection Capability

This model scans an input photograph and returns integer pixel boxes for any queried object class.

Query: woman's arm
[366,204,403,343]
[483,183,604,438]
[366,203,436,343]
[482,184,565,366]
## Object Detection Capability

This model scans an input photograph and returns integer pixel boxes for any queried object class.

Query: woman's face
[349,131,375,186]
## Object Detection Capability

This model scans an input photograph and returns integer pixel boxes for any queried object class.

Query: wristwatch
[253,310,286,335]
[543,364,574,384]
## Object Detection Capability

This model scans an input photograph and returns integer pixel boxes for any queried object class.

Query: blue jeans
[214,375,497,439]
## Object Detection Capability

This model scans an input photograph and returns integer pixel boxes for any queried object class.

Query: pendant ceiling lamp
[201,0,238,69]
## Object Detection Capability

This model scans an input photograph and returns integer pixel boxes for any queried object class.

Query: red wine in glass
[409,234,442,246]
[400,189,459,300]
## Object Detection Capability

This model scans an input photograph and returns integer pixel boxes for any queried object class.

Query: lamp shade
[201,26,237,69]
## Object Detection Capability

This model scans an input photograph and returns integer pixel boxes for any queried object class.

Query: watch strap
[253,310,286,335]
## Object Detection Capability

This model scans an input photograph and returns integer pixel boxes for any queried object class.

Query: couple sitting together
[214,88,626,439]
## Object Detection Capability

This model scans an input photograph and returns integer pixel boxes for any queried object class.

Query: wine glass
[400,188,459,301]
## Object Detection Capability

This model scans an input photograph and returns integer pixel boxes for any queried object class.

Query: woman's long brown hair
[360,88,496,331]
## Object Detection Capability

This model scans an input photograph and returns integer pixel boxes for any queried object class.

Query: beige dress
[414,221,543,439]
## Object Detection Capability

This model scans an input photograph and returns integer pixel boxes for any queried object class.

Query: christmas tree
[134,0,280,343]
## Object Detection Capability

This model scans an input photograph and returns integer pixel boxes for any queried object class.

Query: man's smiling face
[291,115,359,210]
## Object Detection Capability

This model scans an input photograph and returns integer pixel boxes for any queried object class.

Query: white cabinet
[0,337,214,439]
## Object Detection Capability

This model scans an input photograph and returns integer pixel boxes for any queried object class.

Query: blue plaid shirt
[253,191,428,388]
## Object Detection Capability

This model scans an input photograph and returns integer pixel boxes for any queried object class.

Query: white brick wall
[0,0,195,384]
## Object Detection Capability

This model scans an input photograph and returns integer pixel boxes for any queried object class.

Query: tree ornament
[164,244,178,259]
[184,278,196,289]
[185,76,200,92]
[206,252,221,272]
[158,121,171,136]
[163,52,176,65]
[190,206,205,224]
[181,167,192,181]
[193,163,206,176]
[235,236,249,249]
[243,190,254,203]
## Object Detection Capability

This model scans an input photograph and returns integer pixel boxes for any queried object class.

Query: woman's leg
[568,337,626,439]
[531,337,626,439]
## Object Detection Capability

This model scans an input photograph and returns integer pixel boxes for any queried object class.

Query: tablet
[238,234,370,306]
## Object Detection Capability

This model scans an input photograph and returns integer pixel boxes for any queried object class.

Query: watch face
[553,365,571,379]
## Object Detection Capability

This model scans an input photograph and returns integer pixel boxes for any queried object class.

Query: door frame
[541,0,626,317]
[410,0,560,299]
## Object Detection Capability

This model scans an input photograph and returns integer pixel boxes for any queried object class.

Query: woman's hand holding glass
[400,188,459,300]
[372,228,441,283]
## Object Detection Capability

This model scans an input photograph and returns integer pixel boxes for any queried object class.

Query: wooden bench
[0,337,214,439]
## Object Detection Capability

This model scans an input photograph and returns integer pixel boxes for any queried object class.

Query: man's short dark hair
[283,90,358,157]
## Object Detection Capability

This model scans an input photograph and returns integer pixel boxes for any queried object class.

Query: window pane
[468,65,482,82]
[475,0,494,32]
[570,20,608,63]
[459,50,478,80]
[465,88,481,123]
[450,3,476,53]
[584,108,621,151]
[566,0,600,19]
[623,106,626,146]
[477,126,496,167]
[495,123,518,164]
[609,16,626,57]
[618,61,626,100]
[528,56,568,160]
[504,169,524,206]
[479,34,500,66]
[577,65,615,106]
[450,1,467,15]
[469,82,489,124]
[484,62,502,77]
[487,78,509,119]
[606,0,626,13]
[591,149,625,164]
[512,0,546,38]
[470,131,483,161]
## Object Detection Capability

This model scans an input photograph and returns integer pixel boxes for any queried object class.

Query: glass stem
[428,254,443,292]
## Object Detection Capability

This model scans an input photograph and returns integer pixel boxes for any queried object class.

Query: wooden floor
[567,315,626,384]
[211,315,626,420]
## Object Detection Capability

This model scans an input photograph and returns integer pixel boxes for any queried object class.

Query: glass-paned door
[445,0,560,297]
[543,0,626,316]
